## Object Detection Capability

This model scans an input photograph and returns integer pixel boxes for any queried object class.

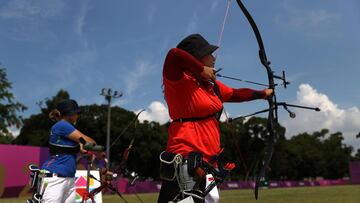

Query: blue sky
[1,0,359,149]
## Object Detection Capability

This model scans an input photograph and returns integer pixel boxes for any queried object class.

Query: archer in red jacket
[158,34,272,203]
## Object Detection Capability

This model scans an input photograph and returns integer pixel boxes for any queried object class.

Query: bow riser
[235,0,277,199]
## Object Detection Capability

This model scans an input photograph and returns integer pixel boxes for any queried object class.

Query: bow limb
[235,0,277,200]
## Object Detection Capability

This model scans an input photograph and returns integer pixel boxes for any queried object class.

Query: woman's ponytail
[49,109,61,121]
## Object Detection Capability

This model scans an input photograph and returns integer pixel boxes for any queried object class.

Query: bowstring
[214,0,251,179]
[214,0,232,60]
[215,0,232,122]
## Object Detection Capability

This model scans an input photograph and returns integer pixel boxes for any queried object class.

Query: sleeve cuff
[252,90,267,99]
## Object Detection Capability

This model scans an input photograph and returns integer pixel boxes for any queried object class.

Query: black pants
[157,179,205,203]
[157,180,181,203]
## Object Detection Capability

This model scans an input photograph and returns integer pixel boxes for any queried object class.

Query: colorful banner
[75,170,102,203]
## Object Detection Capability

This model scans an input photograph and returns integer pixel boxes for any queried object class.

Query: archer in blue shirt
[40,99,97,203]
[42,120,78,177]
[41,99,95,177]
[42,99,96,177]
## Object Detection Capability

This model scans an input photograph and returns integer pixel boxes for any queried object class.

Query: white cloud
[220,110,230,122]
[74,2,89,48]
[53,50,97,76]
[136,101,170,124]
[282,84,360,150]
[3,24,58,42]
[286,10,340,28]
[136,101,229,124]
[276,2,341,37]
[146,6,157,25]
[122,60,155,96]
[0,0,65,43]
[8,126,20,137]
[210,0,220,15]
[185,12,198,34]
[44,49,98,92]
[0,0,66,19]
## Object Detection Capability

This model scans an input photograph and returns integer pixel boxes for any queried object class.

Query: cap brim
[199,44,218,58]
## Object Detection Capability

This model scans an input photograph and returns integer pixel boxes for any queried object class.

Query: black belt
[172,113,217,123]
[43,172,69,178]
[49,143,80,155]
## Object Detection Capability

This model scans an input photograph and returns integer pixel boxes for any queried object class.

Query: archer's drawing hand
[201,66,216,81]
[264,89,273,98]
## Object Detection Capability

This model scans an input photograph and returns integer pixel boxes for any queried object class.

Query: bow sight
[216,69,289,88]
[216,68,319,121]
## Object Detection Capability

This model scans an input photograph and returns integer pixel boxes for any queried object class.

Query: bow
[215,0,320,199]
[82,173,128,203]
[108,109,145,178]
[234,1,279,199]
[82,110,146,203]
[109,109,145,150]
[111,109,145,203]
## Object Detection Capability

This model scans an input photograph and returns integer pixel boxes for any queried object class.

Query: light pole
[101,88,123,169]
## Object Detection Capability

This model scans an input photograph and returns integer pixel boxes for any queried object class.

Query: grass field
[0,185,359,203]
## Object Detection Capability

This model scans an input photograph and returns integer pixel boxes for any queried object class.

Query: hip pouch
[159,151,183,181]
[27,165,48,203]
[29,164,41,189]
[187,151,204,177]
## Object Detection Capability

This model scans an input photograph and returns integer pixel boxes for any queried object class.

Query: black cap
[57,99,81,116]
[176,34,218,59]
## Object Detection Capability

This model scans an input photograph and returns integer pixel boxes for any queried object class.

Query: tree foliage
[0,68,26,141]
[13,90,69,146]
[220,120,354,180]
[13,90,168,178]
[12,90,358,180]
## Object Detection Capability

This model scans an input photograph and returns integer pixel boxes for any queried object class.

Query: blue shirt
[41,120,78,177]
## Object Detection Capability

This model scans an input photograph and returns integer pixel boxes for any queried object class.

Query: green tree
[13,90,69,146]
[219,116,286,180]
[355,149,360,160]
[125,121,168,178]
[354,132,360,160]
[12,90,169,178]
[0,68,26,143]
[274,129,353,180]
[322,132,352,178]
[12,89,357,180]
[76,104,168,178]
